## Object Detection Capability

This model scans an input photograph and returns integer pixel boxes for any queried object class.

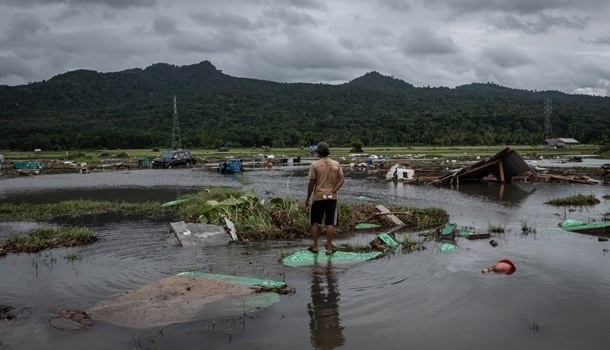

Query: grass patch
[544,194,600,206]
[603,195,610,200]
[0,187,449,242]
[520,221,536,235]
[176,188,448,241]
[488,223,506,233]
[0,227,97,254]
[0,199,176,221]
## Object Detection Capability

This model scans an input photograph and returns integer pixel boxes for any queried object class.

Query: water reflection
[308,264,345,350]
[450,182,536,204]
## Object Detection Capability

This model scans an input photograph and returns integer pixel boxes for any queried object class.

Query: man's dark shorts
[310,199,339,226]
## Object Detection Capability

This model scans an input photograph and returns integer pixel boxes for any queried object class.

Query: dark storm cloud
[380,0,412,12]
[191,12,258,30]
[481,46,532,68]
[169,29,256,54]
[1,0,157,9]
[398,28,458,56]
[4,12,49,41]
[587,36,610,45]
[426,0,605,15]
[491,13,587,34]
[262,7,319,28]
[152,16,178,35]
[0,55,32,79]
[272,0,326,10]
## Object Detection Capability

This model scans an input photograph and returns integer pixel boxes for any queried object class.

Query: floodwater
[1,165,610,350]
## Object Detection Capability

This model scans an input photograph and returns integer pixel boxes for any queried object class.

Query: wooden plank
[375,204,405,226]
[224,217,239,241]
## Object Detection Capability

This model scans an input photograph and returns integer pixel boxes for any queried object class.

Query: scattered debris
[369,232,399,251]
[489,240,499,247]
[526,173,600,185]
[559,219,610,236]
[375,204,405,226]
[482,259,516,275]
[224,217,239,241]
[170,221,230,247]
[598,237,608,242]
[464,233,492,240]
[1,304,16,321]
[433,147,531,185]
[440,242,457,252]
[49,309,93,330]
[385,163,415,181]
[89,273,287,329]
[355,222,382,230]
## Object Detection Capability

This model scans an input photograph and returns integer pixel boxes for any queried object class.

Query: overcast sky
[1,0,609,96]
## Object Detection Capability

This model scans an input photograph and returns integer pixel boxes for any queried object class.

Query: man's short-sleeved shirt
[308,157,344,201]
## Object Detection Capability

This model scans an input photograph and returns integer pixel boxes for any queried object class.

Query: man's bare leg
[325,225,335,253]
[311,222,320,252]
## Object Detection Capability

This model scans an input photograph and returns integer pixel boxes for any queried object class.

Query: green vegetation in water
[488,223,506,233]
[177,187,448,241]
[400,236,426,253]
[603,195,610,200]
[544,194,600,206]
[0,227,97,254]
[0,199,175,221]
[520,221,536,235]
[0,187,448,242]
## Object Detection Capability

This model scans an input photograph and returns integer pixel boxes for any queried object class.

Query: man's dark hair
[316,142,330,156]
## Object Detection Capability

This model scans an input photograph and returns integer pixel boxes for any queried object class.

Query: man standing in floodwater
[305,142,345,254]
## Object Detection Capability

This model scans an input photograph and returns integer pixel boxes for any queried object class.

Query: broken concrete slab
[170,221,229,247]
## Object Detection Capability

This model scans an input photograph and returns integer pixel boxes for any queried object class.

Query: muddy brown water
[1,165,610,349]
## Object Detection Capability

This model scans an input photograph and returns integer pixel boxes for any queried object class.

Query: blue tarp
[219,158,243,174]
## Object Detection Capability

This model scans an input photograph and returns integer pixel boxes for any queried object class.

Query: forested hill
[0,60,608,151]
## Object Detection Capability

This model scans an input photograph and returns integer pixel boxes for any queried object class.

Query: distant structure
[172,95,182,149]
[544,98,552,140]
[545,138,579,148]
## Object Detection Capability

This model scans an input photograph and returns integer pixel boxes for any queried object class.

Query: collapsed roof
[433,147,533,185]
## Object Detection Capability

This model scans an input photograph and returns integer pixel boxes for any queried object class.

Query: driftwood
[526,173,598,185]
[375,205,405,226]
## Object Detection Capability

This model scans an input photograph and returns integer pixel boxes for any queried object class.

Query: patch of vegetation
[400,236,426,253]
[603,195,610,200]
[0,200,175,221]
[177,188,448,241]
[488,223,506,233]
[0,187,448,242]
[0,227,97,254]
[544,194,600,206]
[520,221,536,235]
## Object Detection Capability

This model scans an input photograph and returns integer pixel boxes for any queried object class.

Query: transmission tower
[543,98,552,140]
[171,95,182,149]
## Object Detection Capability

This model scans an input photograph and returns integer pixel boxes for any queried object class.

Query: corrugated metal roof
[558,138,579,143]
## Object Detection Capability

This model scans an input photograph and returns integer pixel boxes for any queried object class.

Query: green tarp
[282,250,383,267]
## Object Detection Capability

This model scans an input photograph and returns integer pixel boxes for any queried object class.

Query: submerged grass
[0,199,175,221]
[544,194,600,206]
[488,223,506,233]
[0,227,97,254]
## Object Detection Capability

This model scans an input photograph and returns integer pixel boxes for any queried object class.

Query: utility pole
[544,98,552,140]
[171,95,182,149]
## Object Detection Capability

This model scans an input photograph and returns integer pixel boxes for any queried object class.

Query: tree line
[0,61,608,151]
